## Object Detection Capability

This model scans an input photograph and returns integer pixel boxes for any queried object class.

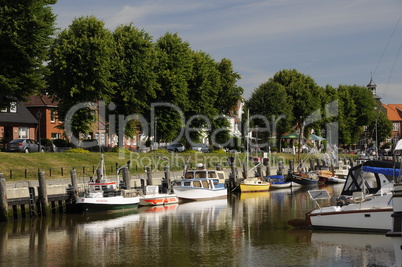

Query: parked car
[167,142,185,152]
[192,143,210,153]
[6,138,44,153]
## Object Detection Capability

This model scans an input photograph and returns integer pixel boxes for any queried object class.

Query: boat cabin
[184,169,226,181]
[174,178,221,189]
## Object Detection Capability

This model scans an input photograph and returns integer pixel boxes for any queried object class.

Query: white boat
[289,160,401,232]
[173,168,227,201]
[75,155,140,212]
[139,185,179,206]
[333,163,350,179]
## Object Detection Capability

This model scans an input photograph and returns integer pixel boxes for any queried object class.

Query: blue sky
[52,0,402,104]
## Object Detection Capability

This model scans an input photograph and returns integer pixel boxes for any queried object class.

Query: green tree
[153,33,193,142]
[47,16,116,137]
[0,0,57,108]
[112,24,159,115]
[185,50,220,144]
[271,69,322,161]
[246,80,292,149]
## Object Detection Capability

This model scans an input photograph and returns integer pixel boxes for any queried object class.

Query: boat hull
[173,186,227,201]
[308,208,393,232]
[139,194,179,206]
[291,176,318,186]
[76,196,140,212]
[270,182,292,189]
[239,183,270,192]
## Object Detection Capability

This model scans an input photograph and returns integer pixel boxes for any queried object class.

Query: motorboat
[75,154,141,212]
[172,168,227,201]
[288,160,401,232]
[239,177,271,192]
[265,175,292,189]
[317,170,345,184]
[139,185,179,206]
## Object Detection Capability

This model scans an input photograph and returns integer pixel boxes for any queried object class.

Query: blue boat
[265,175,292,189]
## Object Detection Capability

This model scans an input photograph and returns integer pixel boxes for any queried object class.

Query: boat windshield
[341,161,400,196]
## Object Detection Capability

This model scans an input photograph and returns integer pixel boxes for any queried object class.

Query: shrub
[64,148,89,153]
[53,139,69,147]
[40,138,53,146]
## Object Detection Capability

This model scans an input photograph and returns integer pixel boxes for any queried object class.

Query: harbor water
[0,183,397,266]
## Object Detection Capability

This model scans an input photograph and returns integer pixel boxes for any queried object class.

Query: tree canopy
[0,0,57,109]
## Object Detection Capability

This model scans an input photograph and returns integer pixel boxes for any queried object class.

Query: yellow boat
[239,178,271,193]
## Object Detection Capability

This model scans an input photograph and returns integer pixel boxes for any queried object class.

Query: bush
[64,148,89,153]
[40,138,53,146]
[53,139,69,147]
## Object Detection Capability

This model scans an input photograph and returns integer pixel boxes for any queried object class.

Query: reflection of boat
[289,230,395,266]
[265,175,292,189]
[172,168,227,201]
[289,160,400,232]
[239,191,270,200]
[75,155,140,212]
[239,177,270,192]
[139,185,179,206]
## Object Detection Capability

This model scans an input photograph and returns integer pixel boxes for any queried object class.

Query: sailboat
[288,160,400,232]
[75,154,141,212]
[238,110,271,193]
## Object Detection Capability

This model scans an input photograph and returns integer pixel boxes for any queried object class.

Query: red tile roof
[383,104,402,122]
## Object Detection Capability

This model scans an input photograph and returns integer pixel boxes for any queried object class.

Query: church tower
[367,76,381,100]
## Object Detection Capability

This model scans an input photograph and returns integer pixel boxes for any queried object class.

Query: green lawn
[0,151,357,180]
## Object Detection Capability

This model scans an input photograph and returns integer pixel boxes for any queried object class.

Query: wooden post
[38,171,49,216]
[163,166,171,193]
[265,159,271,176]
[242,162,248,179]
[146,166,153,185]
[70,170,78,199]
[0,174,8,222]
[122,167,130,189]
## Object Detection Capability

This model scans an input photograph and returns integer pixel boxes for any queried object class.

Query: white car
[192,143,210,153]
[167,142,185,152]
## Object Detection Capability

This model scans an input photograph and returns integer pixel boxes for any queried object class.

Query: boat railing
[308,190,331,210]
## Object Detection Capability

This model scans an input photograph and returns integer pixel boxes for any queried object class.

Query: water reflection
[0,186,399,266]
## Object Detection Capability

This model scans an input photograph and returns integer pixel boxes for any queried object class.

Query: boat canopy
[340,160,401,196]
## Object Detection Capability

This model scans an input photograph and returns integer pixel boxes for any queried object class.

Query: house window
[51,133,61,140]
[394,123,399,132]
[101,133,106,145]
[19,127,29,138]
[50,109,56,123]
[9,102,17,113]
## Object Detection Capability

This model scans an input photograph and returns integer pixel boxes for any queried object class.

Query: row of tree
[1,1,242,145]
[246,69,393,150]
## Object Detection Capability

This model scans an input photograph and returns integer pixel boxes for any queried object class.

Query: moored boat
[288,160,401,232]
[290,171,319,186]
[75,154,141,212]
[172,168,227,201]
[139,185,179,206]
[239,177,271,192]
[265,175,292,189]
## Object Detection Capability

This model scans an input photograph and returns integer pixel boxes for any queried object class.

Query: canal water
[0,184,397,266]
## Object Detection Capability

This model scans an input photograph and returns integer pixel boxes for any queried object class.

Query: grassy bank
[0,151,357,180]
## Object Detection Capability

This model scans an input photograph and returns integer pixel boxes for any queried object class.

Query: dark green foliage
[0,0,57,108]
